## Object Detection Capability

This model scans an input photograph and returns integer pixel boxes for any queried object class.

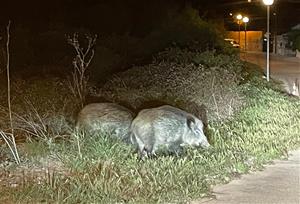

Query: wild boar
[130,105,210,158]
[76,103,134,141]
[137,100,208,129]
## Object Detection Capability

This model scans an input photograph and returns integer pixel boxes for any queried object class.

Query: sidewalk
[241,52,300,96]
[194,150,300,204]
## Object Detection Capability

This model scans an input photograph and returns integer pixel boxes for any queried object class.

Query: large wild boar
[76,103,134,140]
[130,105,210,158]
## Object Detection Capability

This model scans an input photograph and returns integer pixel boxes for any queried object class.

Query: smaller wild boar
[130,105,210,158]
[76,103,134,141]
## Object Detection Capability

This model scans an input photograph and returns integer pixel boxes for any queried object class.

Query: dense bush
[99,48,244,121]
[4,5,231,81]
[2,4,299,202]
[288,29,300,51]
[1,38,299,204]
[1,78,299,203]
[89,7,230,83]
[294,35,300,51]
[145,7,223,51]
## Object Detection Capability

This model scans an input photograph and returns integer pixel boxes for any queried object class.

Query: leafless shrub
[67,33,97,108]
[0,102,71,144]
[12,100,72,142]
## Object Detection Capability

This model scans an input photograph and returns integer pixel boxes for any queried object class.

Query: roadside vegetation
[0,7,299,203]
[288,28,300,52]
[1,48,299,203]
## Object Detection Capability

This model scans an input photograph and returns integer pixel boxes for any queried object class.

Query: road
[194,150,300,204]
[192,53,300,204]
[241,52,300,96]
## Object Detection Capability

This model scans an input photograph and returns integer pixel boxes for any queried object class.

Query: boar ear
[187,116,196,131]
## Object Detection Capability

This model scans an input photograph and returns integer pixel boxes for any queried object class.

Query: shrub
[67,33,97,108]
[157,7,221,50]
[88,7,232,84]
[0,77,75,143]
[288,29,300,51]
[1,35,300,204]
[99,48,244,121]
[3,84,299,203]
[294,35,300,51]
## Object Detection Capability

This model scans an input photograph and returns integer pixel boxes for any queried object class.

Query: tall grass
[0,45,299,203]
[2,81,299,203]
[0,130,20,164]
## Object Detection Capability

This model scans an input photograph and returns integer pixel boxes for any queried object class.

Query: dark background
[0,0,298,80]
[1,0,299,34]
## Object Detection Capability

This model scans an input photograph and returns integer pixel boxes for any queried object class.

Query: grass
[1,78,299,203]
[0,50,299,203]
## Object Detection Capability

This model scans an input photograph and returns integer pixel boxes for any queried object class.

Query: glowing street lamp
[242,16,249,23]
[236,14,243,44]
[262,0,274,5]
[263,0,274,82]
[242,16,249,51]
[237,14,243,20]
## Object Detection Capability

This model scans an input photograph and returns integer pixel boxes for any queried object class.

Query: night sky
[0,0,299,34]
[220,0,300,33]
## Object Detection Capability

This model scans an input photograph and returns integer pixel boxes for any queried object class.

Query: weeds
[67,33,97,108]
[0,130,20,164]
[99,48,244,121]
[0,45,299,203]
[2,83,299,203]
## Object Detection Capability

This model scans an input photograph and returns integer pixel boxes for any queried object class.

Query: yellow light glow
[236,14,243,20]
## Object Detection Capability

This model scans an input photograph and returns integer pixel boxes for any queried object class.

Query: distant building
[274,23,300,57]
[226,31,263,52]
[226,23,300,57]
[275,34,295,56]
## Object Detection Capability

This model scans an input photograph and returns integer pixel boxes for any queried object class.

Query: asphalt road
[194,150,300,204]
[241,52,300,96]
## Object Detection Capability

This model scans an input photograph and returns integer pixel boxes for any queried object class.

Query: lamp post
[242,16,249,51]
[236,14,243,44]
[263,0,274,82]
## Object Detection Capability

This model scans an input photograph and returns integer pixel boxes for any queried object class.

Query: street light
[242,16,249,51]
[263,0,274,82]
[236,14,243,44]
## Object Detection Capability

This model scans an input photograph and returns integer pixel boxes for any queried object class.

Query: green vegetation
[0,8,299,203]
[288,29,300,51]
[0,47,299,203]
[101,48,244,122]
[7,6,225,83]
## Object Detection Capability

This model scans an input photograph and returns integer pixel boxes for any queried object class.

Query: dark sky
[219,0,300,33]
[0,0,299,34]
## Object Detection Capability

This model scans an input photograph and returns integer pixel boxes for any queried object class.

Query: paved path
[194,150,300,204]
[241,52,300,96]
